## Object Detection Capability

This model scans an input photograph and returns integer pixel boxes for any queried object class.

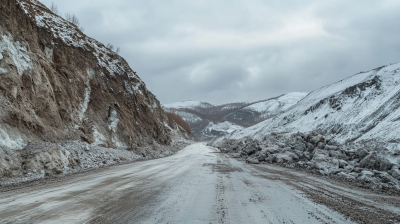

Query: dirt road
[0,143,399,223]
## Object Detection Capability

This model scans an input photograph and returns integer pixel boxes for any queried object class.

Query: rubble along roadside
[0,138,192,189]
[208,131,400,195]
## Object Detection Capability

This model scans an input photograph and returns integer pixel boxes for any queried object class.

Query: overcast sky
[42,0,400,105]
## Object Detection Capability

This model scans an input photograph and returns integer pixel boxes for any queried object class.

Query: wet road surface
[1,143,399,223]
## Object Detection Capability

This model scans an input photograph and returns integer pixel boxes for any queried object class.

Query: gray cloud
[42,0,400,104]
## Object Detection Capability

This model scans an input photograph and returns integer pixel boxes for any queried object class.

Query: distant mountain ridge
[164,92,307,140]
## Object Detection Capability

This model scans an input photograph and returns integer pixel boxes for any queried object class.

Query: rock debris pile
[209,131,400,191]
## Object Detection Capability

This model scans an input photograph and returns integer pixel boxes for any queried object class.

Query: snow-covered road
[0,143,399,223]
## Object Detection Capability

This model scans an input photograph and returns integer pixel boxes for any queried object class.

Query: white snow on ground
[0,34,33,76]
[0,128,26,150]
[226,63,400,150]
[245,92,308,113]
[164,101,211,109]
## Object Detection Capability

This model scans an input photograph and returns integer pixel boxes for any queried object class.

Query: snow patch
[0,52,3,60]
[0,129,26,150]
[112,135,127,149]
[60,149,71,169]
[109,110,119,132]
[0,34,33,76]
[12,86,17,98]
[86,68,95,79]
[79,86,91,121]
[124,81,133,94]
[132,83,143,95]
[92,127,106,146]
[44,47,53,60]
[0,67,7,74]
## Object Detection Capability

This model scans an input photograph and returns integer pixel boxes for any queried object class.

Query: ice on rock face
[0,67,7,74]
[0,129,26,150]
[109,110,119,132]
[0,34,33,76]
[92,126,106,146]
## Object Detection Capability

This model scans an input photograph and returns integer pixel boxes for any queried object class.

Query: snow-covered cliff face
[0,0,178,150]
[227,63,400,151]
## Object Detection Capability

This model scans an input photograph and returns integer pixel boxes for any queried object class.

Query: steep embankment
[0,0,189,182]
[226,63,400,150]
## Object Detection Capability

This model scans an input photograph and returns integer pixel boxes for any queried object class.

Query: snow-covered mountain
[163,101,213,109]
[224,92,308,126]
[201,121,243,140]
[226,63,400,151]
[164,92,307,140]
[244,92,308,113]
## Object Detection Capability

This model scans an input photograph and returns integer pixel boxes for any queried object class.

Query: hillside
[164,92,307,140]
[224,63,400,151]
[209,64,400,191]
[0,0,190,181]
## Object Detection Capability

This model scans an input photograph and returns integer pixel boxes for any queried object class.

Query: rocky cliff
[0,0,190,181]
[0,0,181,149]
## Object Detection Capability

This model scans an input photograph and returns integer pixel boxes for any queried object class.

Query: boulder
[390,167,400,181]
[329,150,347,160]
[310,134,324,144]
[311,149,339,174]
[356,148,369,160]
[246,157,260,164]
[359,152,393,172]
[324,145,338,151]
[276,153,294,163]
[293,143,306,151]
[242,145,257,156]
[338,160,348,169]
[257,154,266,162]
[317,142,326,149]
[266,146,279,154]
[379,172,397,184]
